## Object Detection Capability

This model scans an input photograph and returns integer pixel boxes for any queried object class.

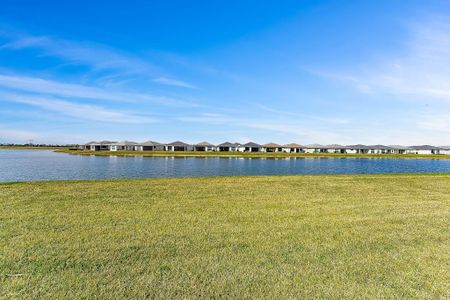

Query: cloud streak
[313,16,450,102]
[418,112,450,133]
[0,128,40,142]
[0,73,197,107]
[0,92,158,124]
[152,77,198,89]
[0,30,197,89]
[178,113,345,142]
[256,104,350,124]
[1,34,157,75]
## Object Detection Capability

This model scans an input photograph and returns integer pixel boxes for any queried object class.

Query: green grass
[1,174,449,299]
[57,148,450,160]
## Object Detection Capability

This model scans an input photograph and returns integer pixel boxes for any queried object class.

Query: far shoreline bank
[53,148,450,160]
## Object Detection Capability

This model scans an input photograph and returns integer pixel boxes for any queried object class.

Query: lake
[1,149,450,182]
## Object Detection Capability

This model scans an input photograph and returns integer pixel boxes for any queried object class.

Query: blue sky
[1,0,450,145]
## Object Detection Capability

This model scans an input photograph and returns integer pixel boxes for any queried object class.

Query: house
[79,143,89,150]
[408,145,441,155]
[388,145,411,154]
[83,141,98,150]
[80,141,96,150]
[194,141,216,152]
[217,142,240,152]
[166,141,193,151]
[325,144,347,154]
[135,141,165,151]
[346,144,370,154]
[261,143,283,152]
[84,141,116,151]
[439,146,450,155]
[304,144,327,153]
[110,141,139,151]
[81,139,447,156]
[367,145,393,154]
[239,142,262,152]
[282,143,304,153]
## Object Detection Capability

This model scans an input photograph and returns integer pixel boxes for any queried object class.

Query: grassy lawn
[1,174,449,298]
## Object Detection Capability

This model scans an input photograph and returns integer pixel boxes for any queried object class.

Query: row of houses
[80,141,450,155]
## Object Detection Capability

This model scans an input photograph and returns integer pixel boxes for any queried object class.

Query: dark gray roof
[217,142,239,147]
[367,145,392,150]
[262,143,282,148]
[140,140,163,146]
[168,141,190,147]
[388,145,412,150]
[86,141,116,145]
[113,141,138,146]
[305,144,326,148]
[439,146,450,150]
[195,141,215,146]
[282,143,303,148]
[325,144,346,149]
[242,142,262,147]
[346,144,370,149]
[410,145,441,150]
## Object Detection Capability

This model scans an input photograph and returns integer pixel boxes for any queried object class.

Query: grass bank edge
[1,172,449,186]
[55,149,450,160]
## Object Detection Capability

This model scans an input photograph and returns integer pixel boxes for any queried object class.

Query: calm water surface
[1,149,450,182]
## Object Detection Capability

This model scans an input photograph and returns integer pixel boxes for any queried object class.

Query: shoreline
[0,146,67,150]
[3,172,450,185]
[53,148,450,160]
[2,172,450,184]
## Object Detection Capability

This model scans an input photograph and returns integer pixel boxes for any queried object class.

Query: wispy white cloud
[256,104,350,124]
[0,30,198,89]
[0,73,197,107]
[0,92,158,124]
[151,51,247,82]
[313,16,450,102]
[0,34,157,75]
[177,113,345,142]
[177,113,232,124]
[178,111,450,145]
[418,112,450,132]
[152,77,198,89]
[308,70,374,94]
[0,128,40,142]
